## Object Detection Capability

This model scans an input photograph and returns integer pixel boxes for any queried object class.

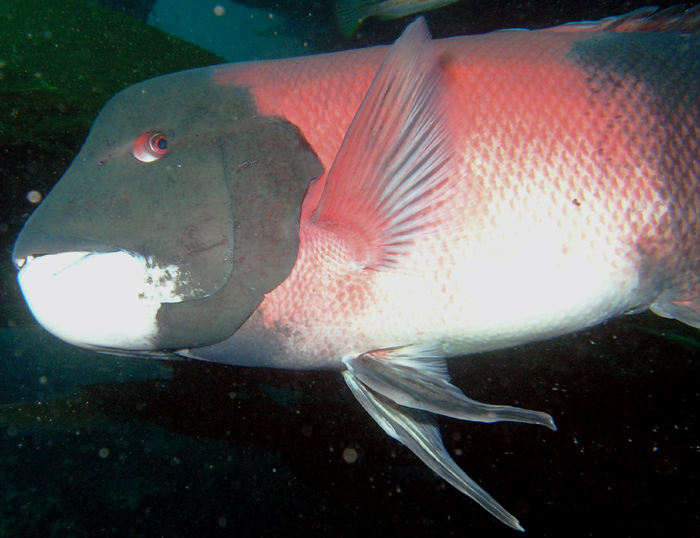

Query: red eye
[133,132,168,162]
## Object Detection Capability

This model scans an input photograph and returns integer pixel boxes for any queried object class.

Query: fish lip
[12,227,120,269]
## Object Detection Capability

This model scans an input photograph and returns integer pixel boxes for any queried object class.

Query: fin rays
[343,350,556,531]
[346,352,557,428]
[343,370,526,531]
[312,17,454,271]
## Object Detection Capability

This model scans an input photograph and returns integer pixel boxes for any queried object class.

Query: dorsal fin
[311,17,454,271]
[550,5,700,34]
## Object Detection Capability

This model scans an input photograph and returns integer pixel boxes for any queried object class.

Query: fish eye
[132,132,168,162]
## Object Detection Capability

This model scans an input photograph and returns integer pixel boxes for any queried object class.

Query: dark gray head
[12,66,323,353]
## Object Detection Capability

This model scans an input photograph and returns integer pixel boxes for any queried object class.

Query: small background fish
[336,0,460,36]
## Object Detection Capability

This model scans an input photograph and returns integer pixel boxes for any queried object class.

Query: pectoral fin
[312,17,454,272]
[343,350,556,531]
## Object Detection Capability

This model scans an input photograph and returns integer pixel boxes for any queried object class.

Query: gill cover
[13,67,323,350]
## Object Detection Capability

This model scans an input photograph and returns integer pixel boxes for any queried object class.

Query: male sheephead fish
[12,6,700,531]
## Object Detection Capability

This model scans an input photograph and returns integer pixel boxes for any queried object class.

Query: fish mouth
[12,227,120,269]
[11,227,273,354]
[15,249,187,351]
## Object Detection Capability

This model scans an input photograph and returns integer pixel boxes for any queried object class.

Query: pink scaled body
[208,20,698,370]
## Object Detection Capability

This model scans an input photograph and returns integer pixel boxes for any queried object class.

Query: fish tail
[336,0,373,36]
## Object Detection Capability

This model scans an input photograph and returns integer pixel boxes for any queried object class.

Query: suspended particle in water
[342,447,358,463]
[27,190,42,204]
[213,5,225,16]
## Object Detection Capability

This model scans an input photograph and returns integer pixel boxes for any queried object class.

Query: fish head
[12,66,323,354]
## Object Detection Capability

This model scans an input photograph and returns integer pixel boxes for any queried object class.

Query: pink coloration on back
[215,48,384,219]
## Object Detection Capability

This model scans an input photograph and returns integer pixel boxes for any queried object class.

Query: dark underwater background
[0,0,699,536]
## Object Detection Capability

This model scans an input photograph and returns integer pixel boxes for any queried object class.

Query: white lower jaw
[16,251,185,350]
